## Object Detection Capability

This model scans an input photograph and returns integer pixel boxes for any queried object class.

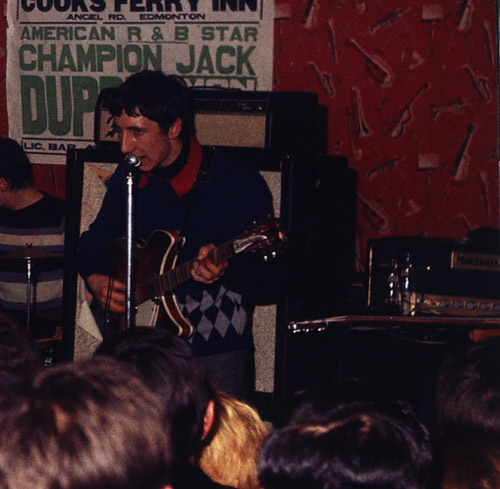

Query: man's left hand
[191,244,228,284]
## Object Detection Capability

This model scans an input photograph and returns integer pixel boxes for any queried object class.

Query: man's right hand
[86,273,126,314]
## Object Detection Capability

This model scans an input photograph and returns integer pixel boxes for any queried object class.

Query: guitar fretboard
[135,240,235,303]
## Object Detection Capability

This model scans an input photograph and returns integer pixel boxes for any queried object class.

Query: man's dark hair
[258,379,433,489]
[95,326,215,462]
[0,137,34,190]
[0,357,173,489]
[436,337,500,439]
[109,70,195,142]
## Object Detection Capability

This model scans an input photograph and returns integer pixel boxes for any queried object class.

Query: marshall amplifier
[367,237,500,317]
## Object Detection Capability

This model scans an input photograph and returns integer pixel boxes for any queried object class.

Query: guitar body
[106,230,194,337]
[105,218,286,338]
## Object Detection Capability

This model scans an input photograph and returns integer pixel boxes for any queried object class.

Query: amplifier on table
[367,237,500,317]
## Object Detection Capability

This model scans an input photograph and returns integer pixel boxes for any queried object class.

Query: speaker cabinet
[283,155,357,322]
[272,155,357,402]
[275,319,471,429]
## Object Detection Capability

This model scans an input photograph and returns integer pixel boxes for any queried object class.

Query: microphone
[124,154,141,168]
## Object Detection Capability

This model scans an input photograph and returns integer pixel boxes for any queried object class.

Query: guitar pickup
[148,273,163,303]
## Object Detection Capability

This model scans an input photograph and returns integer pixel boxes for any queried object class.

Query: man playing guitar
[78,70,284,399]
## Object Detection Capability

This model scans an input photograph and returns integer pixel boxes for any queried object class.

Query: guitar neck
[160,240,235,293]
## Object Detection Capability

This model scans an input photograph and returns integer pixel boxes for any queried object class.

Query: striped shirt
[0,194,65,312]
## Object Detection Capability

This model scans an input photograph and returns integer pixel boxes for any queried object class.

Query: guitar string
[104,275,115,315]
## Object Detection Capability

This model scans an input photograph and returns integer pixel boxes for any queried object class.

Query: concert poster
[6,0,274,164]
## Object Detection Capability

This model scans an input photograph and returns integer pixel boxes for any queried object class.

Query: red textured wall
[274,0,499,270]
[0,0,498,272]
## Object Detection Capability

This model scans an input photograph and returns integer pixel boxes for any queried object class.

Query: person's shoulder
[24,193,65,228]
[212,148,256,170]
[174,464,237,489]
[211,148,266,184]
[41,192,64,207]
[39,193,65,216]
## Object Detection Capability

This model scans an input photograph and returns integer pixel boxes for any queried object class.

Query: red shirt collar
[138,136,202,197]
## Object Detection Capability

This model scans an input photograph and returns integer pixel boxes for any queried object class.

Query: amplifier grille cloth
[194,113,266,148]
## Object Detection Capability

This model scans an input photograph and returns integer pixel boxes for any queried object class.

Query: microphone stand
[124,154,141,329]
[26,257,32,333]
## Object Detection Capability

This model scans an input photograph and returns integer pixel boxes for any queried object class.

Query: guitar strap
[173,145,217,256]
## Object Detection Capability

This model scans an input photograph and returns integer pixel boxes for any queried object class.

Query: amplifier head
[367,237,500,317]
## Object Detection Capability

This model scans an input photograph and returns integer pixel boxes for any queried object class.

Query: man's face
[113,112,181,172]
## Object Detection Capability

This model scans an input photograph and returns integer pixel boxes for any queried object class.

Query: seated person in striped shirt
[0,138,65,338]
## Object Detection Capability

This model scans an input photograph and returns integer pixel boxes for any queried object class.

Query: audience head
[439,435,500,489]
[435,337,500,439]
[258,379,433,489]
[94,326,216,462]
[0,311,42,380]
[198,391,269,489]
[109,70,194,142]
[0,137,34,190]
[0,357,173,489]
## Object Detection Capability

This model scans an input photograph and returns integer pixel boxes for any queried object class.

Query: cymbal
[0,247,64,264]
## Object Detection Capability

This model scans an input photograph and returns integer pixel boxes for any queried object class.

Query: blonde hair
[198,391,269,489]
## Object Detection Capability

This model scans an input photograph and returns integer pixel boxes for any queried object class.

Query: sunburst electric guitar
[105,218,287,337]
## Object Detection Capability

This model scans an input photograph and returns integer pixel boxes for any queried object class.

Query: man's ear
[168,117,182,138]
[201,399,216,440]
[0,178,9,192]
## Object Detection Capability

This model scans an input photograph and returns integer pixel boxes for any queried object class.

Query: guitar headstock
[234,218,288,259]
